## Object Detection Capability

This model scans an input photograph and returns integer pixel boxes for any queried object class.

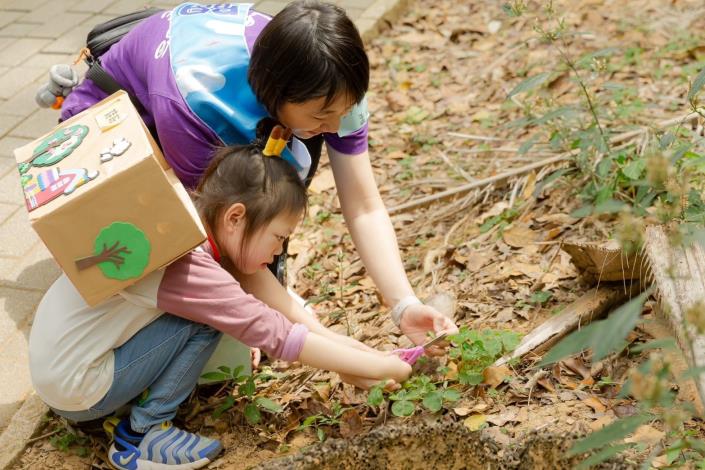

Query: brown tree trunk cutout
[75,241,132,271]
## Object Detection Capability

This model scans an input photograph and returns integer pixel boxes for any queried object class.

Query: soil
[11,0,705,468]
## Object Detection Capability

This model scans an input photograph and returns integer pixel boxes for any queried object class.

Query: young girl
[28,143,412,470]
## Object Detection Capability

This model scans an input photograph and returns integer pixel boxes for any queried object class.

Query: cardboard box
[14,91,206,306]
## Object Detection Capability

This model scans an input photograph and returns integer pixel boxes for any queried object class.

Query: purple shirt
[61,9,368,188]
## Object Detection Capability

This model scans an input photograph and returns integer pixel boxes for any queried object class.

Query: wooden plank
[644,225,705,411]
[494,286,636,366]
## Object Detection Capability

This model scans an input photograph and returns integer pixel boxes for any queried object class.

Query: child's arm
[298,331,411,383]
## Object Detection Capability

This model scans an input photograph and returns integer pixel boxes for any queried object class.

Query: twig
[25,428,61,445]
[447,132,504,141]
[389,110,703,215]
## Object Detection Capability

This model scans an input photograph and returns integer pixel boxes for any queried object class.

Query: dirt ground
[11,0,705,468]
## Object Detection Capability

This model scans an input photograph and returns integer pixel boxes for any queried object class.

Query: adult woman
[60,1,458,375]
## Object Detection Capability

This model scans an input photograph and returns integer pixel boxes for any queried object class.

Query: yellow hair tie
[263,125,292,157]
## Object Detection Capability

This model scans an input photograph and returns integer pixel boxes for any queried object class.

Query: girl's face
[218,203,301,274]
[277,93,354,140]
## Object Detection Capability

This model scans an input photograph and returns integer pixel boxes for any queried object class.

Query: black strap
[85,60,146,115]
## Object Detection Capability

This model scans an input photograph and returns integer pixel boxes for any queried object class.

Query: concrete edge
[0,0,412,467]
[0,393,49,470]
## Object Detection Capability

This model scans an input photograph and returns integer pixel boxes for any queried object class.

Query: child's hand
[383,353,413,383]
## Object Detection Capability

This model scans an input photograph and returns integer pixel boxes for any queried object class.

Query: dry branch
[494,286,639,367]
[389,111,702,215]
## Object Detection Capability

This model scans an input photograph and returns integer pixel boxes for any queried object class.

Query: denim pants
[52,313,222,432]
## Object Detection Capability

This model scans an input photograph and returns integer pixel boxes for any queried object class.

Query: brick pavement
[0,0,408,466]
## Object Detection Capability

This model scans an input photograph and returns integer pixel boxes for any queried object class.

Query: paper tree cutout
[25,124,89,171]
[75,222,151,280]
[99,137,132,163]
[21,167,99,211]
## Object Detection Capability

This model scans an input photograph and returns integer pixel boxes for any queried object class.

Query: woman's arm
[327,146,458,344]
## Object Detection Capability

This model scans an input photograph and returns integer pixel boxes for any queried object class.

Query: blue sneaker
[108,420,223,469]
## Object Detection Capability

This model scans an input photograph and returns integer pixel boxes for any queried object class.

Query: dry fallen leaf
[583,396,607,413]
[503,224,538,248]
[463,414,487,431]
[308,168,336,194]
[483,365,511,388]
[625,425,665,446]
[589,415,614,431]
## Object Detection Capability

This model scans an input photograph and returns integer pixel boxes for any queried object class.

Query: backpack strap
[85,59,146,115]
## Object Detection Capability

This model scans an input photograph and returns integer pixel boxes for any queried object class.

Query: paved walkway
[0,0,406,466]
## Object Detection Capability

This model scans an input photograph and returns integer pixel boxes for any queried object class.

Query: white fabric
[29,272,164,411]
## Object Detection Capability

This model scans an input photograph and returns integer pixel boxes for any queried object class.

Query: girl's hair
[192,144,307,259]
[248,0,369,117]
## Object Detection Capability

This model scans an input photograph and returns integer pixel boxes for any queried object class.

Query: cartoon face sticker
[29,124,89,168]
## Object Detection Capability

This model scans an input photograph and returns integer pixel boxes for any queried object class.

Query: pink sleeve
[157,249,307,361]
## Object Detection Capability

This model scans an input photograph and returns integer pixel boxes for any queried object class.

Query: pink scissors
[393,332,449,365]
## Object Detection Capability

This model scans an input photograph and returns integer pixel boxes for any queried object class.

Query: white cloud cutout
[174,64,226,96]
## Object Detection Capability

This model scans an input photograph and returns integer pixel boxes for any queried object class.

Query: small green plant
[49,423,91,457]
[480,207,521,233]
[449,327,521,386]
[367,375,461,417]
[297,401,348,442]
[202,366,283,424]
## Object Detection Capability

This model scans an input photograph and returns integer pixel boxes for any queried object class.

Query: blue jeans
[52,314,222,432]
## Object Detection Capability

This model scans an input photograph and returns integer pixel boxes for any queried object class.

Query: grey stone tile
[0,84,40,116]
[253,0,290,16]
[0,136,32,159]
[41,13,112,54]
[9,109,57,139]
[0,22,39,38]
[0,66,46,100]
[0,167,23,205]
[0,153,16,177]
[4,242,59,291]
[0,286,43,334]
[16,0,83,23]
[69,0,115,13]
[0,206,39,256]
[0,0,49,11]
[0,38,51,67]
[0,114,25,138]
[21,52,74,69]
[0,201,20,220]
[23,12,92,39]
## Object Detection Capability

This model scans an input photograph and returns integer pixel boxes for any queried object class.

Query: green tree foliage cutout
[75,222,151,280]
[27,124,89,169]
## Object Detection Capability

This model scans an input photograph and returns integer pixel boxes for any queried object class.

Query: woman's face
[277,93,354,140]
[218,205,301,275]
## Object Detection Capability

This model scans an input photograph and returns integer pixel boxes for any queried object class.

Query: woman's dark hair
[248,0,369,117]
[192,144,307,260]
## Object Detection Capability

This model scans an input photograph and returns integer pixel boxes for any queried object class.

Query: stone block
[0,204,40,255]
[69,0,114,13]
[0,22,39,39]
[0,136,32,159]
[0,169,23,206]
[0,394,49,468]
[16,0,83,24]
[0,38,50,67]
[4,242,59,292]
[253,0,290,16]
[0,0,49,11]
[0,286,43,338]
[24,12,92,40]
[0,85,40,117]
[0,67,46,100]
[0,114,24,139]
[9,108,57,139]
[0,201,20,221]
[21,52,74,69]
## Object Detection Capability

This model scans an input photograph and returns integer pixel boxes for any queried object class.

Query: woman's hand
[399,303,459,356]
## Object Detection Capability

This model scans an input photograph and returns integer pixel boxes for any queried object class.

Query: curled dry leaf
[502,224,538,248]
[482,365,512,388]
